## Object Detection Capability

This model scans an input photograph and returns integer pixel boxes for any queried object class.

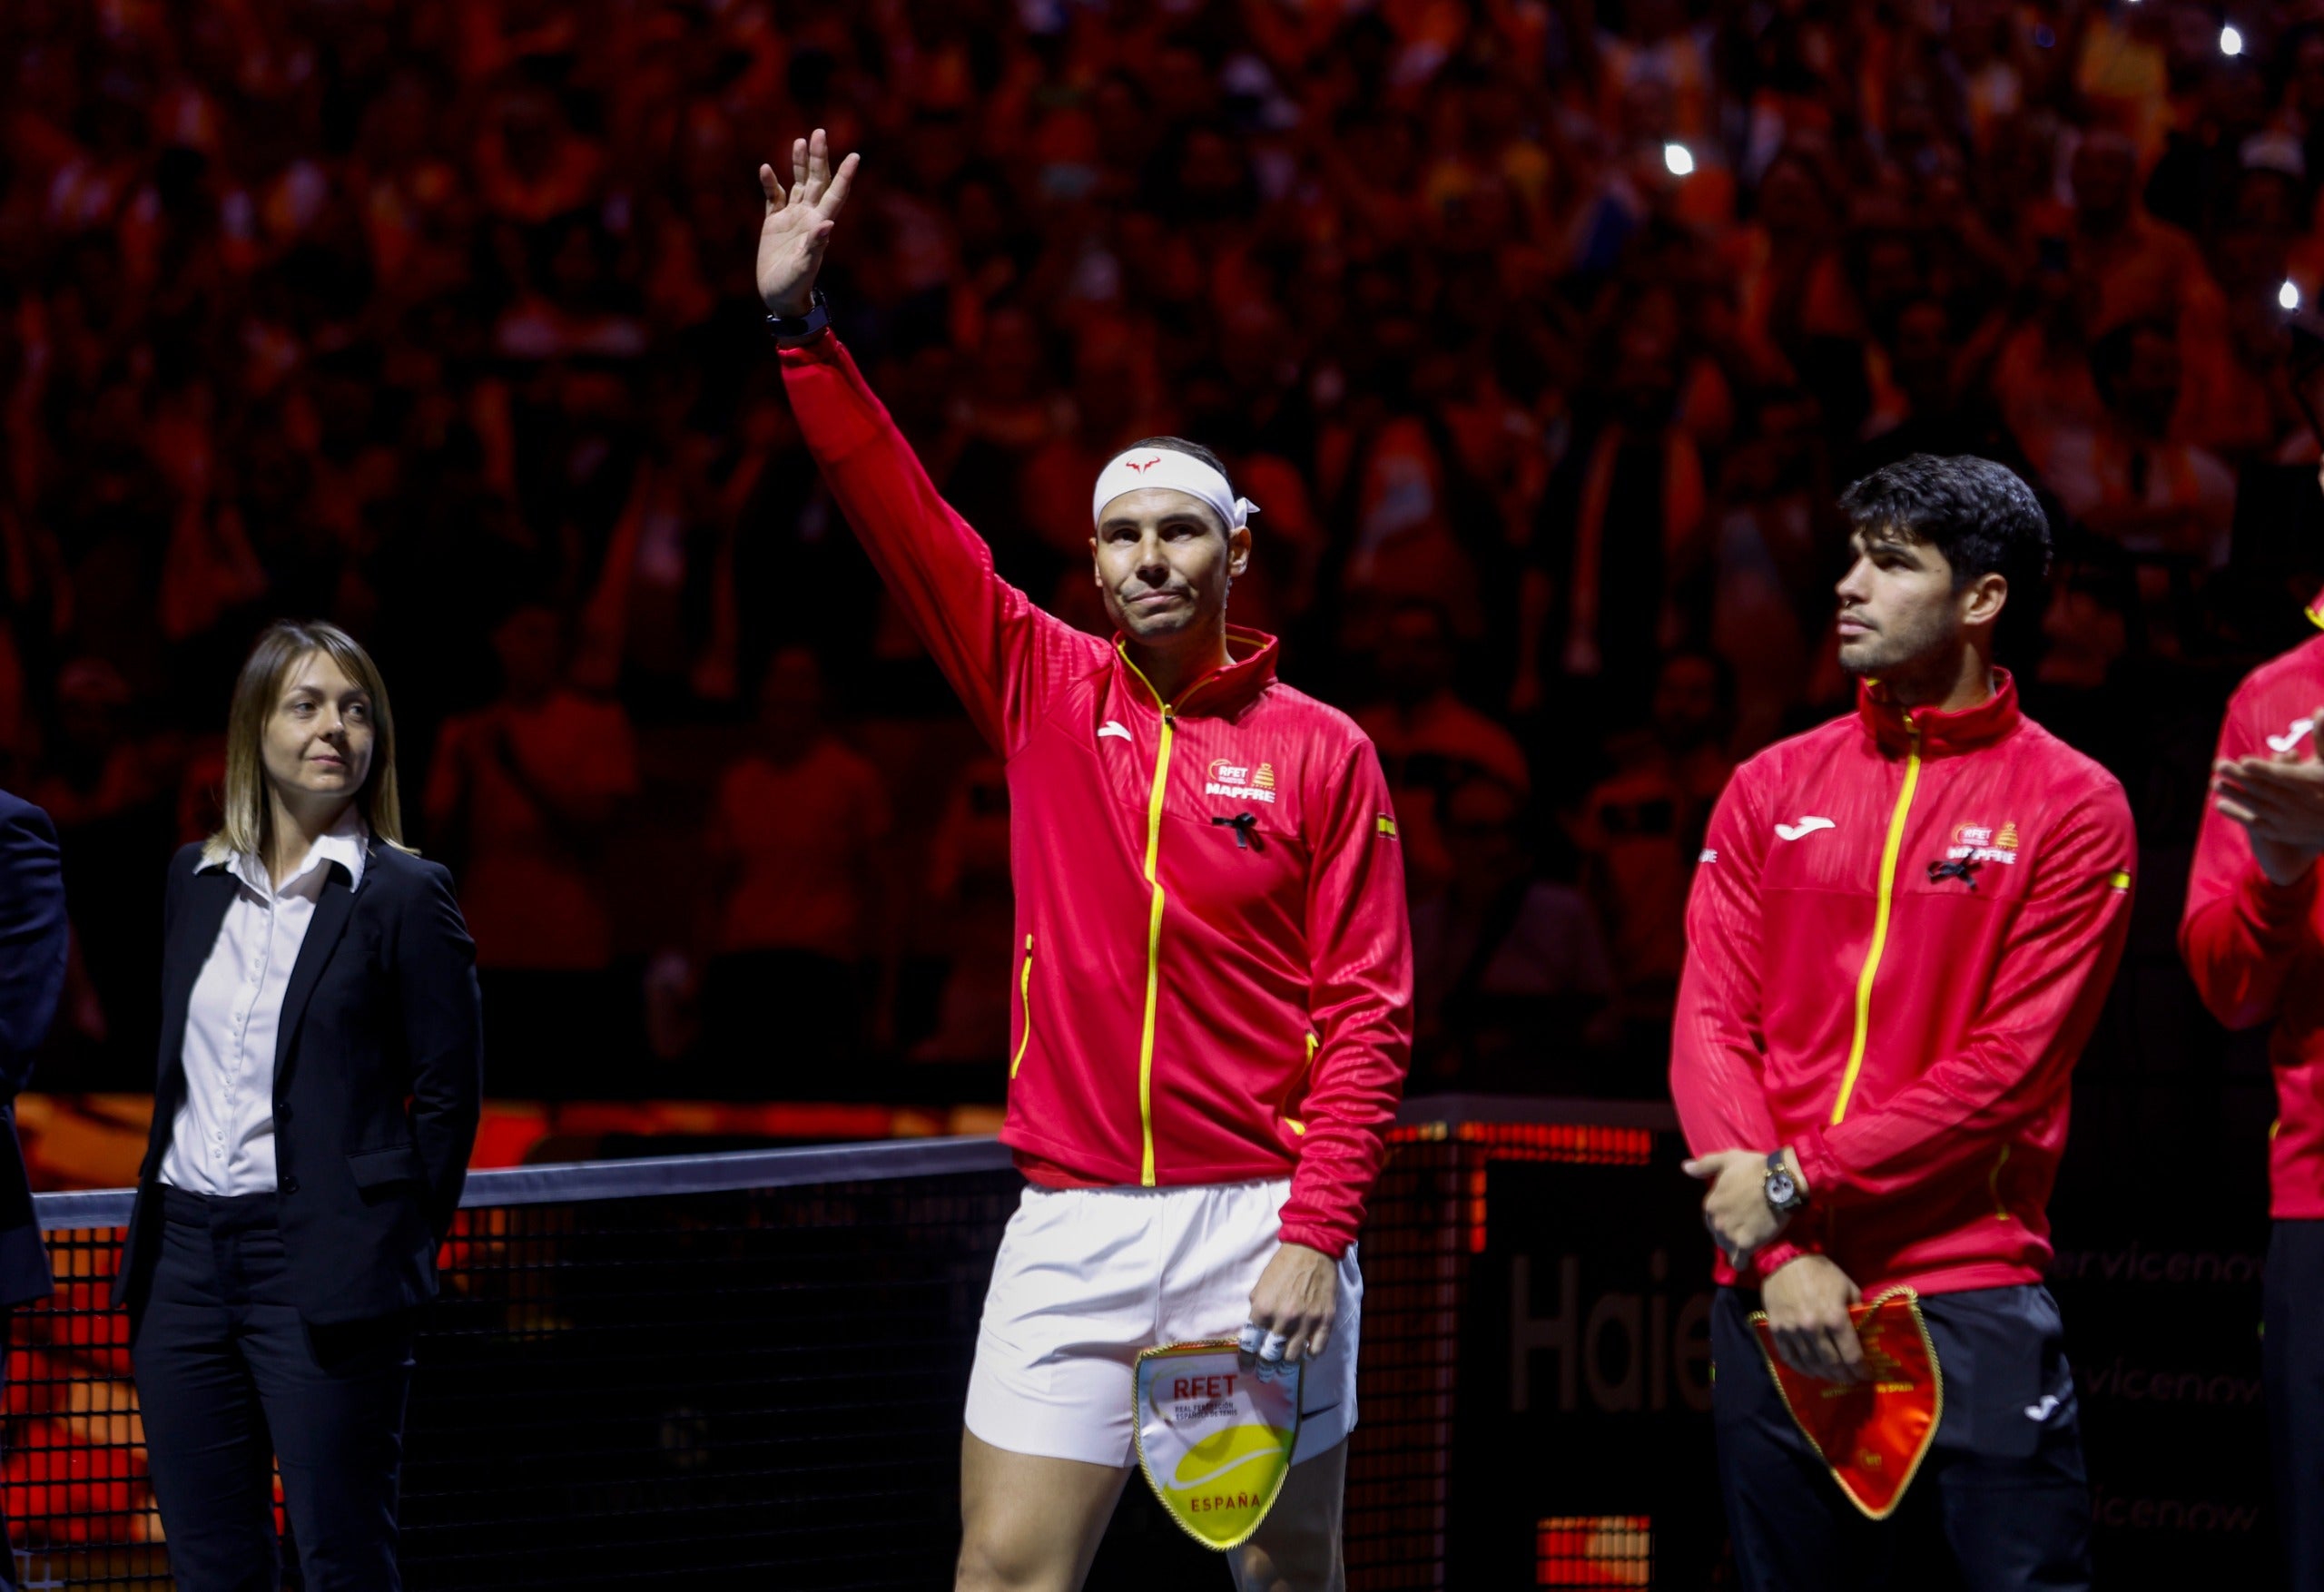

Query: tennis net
[3,1097,1683,1590]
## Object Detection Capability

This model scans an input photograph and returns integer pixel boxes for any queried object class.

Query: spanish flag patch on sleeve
[2107,870,2132,891]
[1375,815,1398,839]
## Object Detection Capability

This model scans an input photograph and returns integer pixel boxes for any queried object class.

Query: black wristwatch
[764,289,831,346]
[1764,1148,1807,1216]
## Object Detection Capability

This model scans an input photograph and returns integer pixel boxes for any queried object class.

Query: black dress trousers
[132,1188,414,1592]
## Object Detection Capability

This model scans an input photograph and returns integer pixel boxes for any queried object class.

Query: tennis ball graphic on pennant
[1134,1342,1302,1550]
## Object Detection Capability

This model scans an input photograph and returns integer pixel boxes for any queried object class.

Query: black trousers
[131,1187,415,1592]
[1711,1283,2092,1591]
[2266,1219,2324,1590]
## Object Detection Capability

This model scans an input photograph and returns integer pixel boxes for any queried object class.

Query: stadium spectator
[700,645,891,1091]
[1573,651,1734,1056]
[1410,776,1611,1093]
[424,604,635,1095]
[1354,597,1531,893]
[0,0,2319,1102]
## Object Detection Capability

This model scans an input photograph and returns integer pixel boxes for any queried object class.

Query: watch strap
[764,289,831,346]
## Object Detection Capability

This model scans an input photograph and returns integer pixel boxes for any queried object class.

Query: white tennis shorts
[963,1177,1362,1469]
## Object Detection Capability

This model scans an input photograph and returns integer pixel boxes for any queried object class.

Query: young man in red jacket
[755,134,1412,1592]
[2181,581,2324,1588]
[1671,455,2136,1589]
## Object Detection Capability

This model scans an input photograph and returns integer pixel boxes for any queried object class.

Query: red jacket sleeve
[1794,788,2135,1204]
[1670,764,1822,1282]
[777,331,1086,757]
[1277,739,1413,1258]
[2180,684,2319,1030]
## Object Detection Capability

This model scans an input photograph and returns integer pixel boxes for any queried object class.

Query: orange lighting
[1387,1121,1656,1165]
[1537,1515,1652,1587]
[1390,1121,1659,1252]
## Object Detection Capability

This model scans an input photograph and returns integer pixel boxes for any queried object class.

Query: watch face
[1766,1172,1798,1206]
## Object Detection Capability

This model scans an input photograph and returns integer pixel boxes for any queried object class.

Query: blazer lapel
[273,859,360,1084]
[146,865,238,1175]
[159,869,238,1089]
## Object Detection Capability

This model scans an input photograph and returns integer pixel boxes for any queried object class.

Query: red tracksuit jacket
[780,332,1413,1257]
[1671,674,2136,1295]
[2180,598,2324,1219]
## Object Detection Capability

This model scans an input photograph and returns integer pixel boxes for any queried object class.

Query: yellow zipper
[1284,1032,1318,1136]
[1118,647,1218,1186]
[1831,717,1922,1125]
[1988,1144,2012,1221]
[1009,934,1035,1078]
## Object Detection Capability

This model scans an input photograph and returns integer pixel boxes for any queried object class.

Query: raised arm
[757,132,1087,755]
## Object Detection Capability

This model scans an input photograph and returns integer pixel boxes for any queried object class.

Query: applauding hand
[2211,709,2324,886]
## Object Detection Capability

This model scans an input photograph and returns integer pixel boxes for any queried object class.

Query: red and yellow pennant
[1748,1286,1943,1520]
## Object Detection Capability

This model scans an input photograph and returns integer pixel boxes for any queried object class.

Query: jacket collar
[1856,668,2022,758]
[2308,583,2324,631]
[1113,625,1280,717]
[200,809,370,897]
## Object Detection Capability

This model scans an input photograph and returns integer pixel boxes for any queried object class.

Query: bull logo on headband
[1126,457,1162,473]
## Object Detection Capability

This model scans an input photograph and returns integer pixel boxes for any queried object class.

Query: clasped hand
[1682,1148,1795,1268]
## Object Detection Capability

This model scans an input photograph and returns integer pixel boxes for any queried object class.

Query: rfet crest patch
[1133,1342,1301,1550]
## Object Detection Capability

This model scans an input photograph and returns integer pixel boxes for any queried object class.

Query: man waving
[754,133,1412,1592]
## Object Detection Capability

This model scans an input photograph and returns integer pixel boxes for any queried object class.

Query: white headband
[1091,447,1257,532]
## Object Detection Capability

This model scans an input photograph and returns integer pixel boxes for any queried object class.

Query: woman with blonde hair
[114,620,482,1590]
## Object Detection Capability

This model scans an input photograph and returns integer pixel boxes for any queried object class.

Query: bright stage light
[2283,280,2303,312]
[2221,24,2244,54]
[1663,142,1694,176]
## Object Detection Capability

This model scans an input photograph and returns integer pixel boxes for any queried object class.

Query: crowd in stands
[5,0,2322,1101]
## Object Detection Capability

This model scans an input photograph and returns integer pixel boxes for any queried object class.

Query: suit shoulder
[0,791,56,846]
[365,843,455,898]
[170,840,210,878]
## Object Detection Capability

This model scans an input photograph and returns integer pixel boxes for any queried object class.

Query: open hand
[756,128,860,318]
[1760,1254,1867,1384]
[1241,1242,1338,1382]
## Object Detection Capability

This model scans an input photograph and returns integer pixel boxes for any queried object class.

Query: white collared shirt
[159,813,369,1197]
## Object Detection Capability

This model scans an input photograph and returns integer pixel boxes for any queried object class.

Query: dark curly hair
[1836,454,2051,597]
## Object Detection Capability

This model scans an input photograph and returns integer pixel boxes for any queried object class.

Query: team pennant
[1748,1286,1943,1520]
[1133,1341,1302,1550]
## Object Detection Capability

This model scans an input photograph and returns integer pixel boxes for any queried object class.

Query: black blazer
[0,791,67,1309]
[115,837,484,1324]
